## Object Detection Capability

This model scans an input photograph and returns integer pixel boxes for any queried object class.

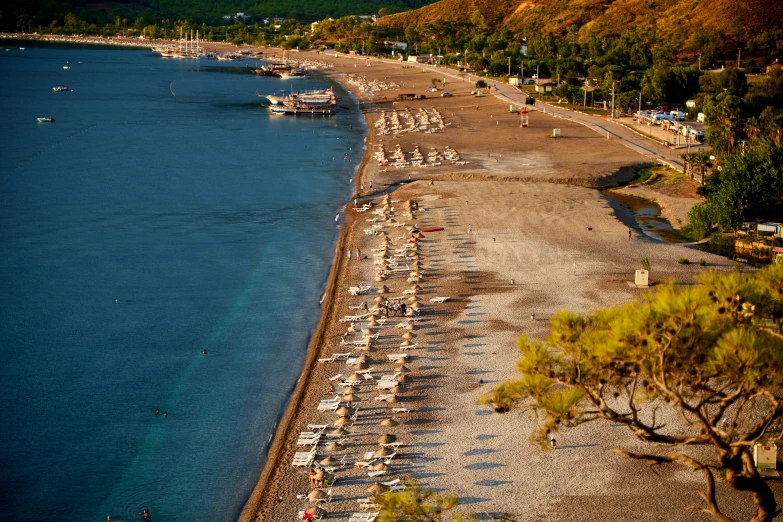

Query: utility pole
[521,60,524,81]
[611,81,616,119]
[536,64,539,81]
[737,48,741,68]
[698,53,701,71]
[583,81,588,107]
[638,90,642,125]
[508,56,511,77]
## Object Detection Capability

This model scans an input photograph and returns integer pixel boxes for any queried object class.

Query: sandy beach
[236,52,780,522]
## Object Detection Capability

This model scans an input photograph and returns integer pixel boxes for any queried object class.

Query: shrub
[678,258,690,264]
[699,259,707,266]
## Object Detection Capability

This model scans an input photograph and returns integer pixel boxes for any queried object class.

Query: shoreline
[238,67,374,522]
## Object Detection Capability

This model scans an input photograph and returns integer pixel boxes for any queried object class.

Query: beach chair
[387,353,408,362]
[318,401,340,412]
[307,424,328,431]
[380,441,403,449]
[375,393,396,401]
[380,478,400,486]
[376,380,398,390]
[429,296,450,303]
[318,355,337,363]
[389,484,407,491]
[367,470,387,478]
[297,433,321,446]
[328,373,345,382]
[349,512,379,522]
[334,353,351,360]
[391,403,414,413]
[357,498,380,511]
[292,448,317,467]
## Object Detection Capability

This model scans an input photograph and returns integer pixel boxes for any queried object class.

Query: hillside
[2,0,439,28]
[375,0,783,57]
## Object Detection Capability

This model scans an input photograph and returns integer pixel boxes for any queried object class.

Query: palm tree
[691,153,710,185]
[680,152,694,179]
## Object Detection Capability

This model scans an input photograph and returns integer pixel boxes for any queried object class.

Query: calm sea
[0,42,364,522]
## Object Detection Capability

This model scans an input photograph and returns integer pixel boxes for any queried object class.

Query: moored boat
[37,116,55,123]
[53,85,68,92]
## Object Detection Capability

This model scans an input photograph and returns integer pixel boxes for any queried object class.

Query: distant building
[408,54,430,64]
[520,44,527,55]
[535,82,554,93]
[385,41,407,51]
[686,99,696,108]
[508,76,522,87]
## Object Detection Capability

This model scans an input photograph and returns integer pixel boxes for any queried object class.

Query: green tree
[376,482,471,522]
[691,140,783,231]
[475,79,486,89]
[488,265,783,522]
[703,92,744,156]
[700,68,749,98]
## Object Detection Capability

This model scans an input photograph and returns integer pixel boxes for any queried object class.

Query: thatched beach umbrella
[395,364,411,373]
[341,393,355,402]
[374,295,385,304]
[305,506,326,518]
[378,433,397,444]
[348,373,363,382]
[380,417,399,427]
[308,489,329,501]
[375,447,395,457]
[331,418,350,428]
[372,461,389,472]
[385,394,399,403]
[385,385,401,395]
[405,322,416,331]
[325,441,345,450]
[367,483,385,496]
[410,284,421,292]
[335,406,353,417]
[313,468,327,480]
[397,374,412,383]
[367,317,378,327]
[342,385,358,394]
[375,275,385,282]
[319,456,339,467]
[361,343,376,353]
[400,340,413,347]
[378,285,389,294]
[352,361,368,370]
[401,332,415,340]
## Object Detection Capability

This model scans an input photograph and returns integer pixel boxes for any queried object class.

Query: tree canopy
[488,265,783,522]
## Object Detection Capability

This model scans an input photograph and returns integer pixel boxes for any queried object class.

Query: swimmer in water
[203,349,207,355]
[163,411,168,418]
[155,408,160,415]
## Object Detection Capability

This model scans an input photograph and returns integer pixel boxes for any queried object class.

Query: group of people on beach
[378,298,410,317]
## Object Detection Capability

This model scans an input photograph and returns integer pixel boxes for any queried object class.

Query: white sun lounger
[387,353,408,362]
[376,380,398,390]
[357,499,380,511]
[381,478,400,486]
[318,401,340,412]
[297,434,321,446]
[292,447,317,467]
[367,470,387,478]
[307,424,328,431]
[389,484,407,491]
[391,403,414,413]
[329,373,345,382]
[375,393,396,401]
[380,441,403,449]
[349,513,379,522]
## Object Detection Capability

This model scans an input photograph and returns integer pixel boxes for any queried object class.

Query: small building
[407,54,430,64]
[758,222,783,238]
[508,76,522,87]
[535,82,554,93]
[686,99,696,108]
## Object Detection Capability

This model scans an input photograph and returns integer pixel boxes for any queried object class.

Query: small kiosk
[753,442,779,477]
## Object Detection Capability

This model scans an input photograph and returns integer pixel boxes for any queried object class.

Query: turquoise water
[0,43,364,522]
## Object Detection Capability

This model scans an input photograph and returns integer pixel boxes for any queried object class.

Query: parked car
[441,92,452,97]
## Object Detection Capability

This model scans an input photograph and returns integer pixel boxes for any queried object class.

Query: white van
[652,113,675,125]
[670,110,685,121]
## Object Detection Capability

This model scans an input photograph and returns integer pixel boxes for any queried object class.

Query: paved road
[327,53,685,170]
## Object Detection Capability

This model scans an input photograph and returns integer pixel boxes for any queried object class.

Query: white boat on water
[53,85,69,92]
[279,68,307,79]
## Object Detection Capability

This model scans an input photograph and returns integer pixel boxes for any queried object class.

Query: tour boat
[37,116,55,123]
[53,85,69,92]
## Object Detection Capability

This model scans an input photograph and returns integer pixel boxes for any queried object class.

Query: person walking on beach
[347,249,352,261]
[468,224,472,234]
[356,248,361,260]
[628,228,632,240]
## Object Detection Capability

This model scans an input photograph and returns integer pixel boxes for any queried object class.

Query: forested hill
[3,0,436,28]
[374,0,783,60]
